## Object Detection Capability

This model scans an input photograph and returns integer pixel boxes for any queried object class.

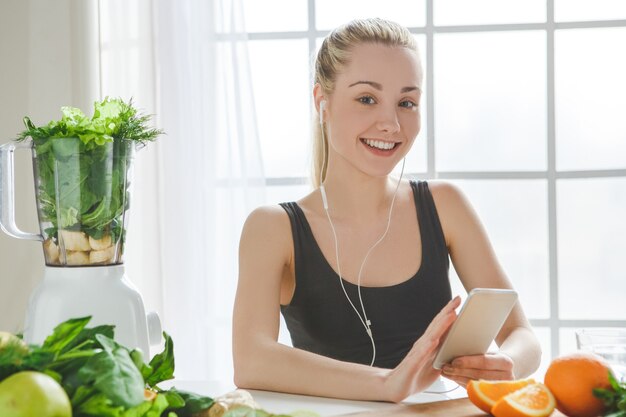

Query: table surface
[163,378,469,417]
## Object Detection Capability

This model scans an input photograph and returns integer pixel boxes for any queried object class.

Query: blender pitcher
[0,137,161,355]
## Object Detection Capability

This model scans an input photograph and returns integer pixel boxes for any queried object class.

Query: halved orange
[467,378,536,413]
[491,383,556,417]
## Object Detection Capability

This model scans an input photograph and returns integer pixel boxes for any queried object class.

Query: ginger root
[197,389,260,417]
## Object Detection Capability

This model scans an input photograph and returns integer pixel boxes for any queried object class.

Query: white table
[163,378,467,417]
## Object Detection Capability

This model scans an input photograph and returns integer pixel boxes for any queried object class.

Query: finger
[451,353,514,371]
[441,364,513,381]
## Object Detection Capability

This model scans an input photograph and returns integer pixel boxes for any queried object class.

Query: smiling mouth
[360,138,400,151]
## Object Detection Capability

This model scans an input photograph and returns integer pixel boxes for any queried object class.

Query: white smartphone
[433,288,518,370]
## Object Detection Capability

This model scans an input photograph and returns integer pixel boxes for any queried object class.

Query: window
[244,0,626,377]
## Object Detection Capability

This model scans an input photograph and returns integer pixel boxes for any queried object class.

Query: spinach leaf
[122,394,170,417]
[63,324,116,354]
[76,392,125,417]
[16,97,163,244]
[78,334,145,408]
[145,332,175,386]
[42,316,92,354]
[130,349,153,381]
[169,388,214,417]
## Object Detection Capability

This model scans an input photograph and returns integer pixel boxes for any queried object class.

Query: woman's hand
[441,352,515,387]
[382,296,461,402]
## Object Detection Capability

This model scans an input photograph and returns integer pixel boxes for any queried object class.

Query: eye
[357,96,376,105]
[400,100,418,109]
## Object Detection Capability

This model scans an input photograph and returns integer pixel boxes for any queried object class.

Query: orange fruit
[467,378,536,413]
[544,352,611,417]
[491,383,556,417]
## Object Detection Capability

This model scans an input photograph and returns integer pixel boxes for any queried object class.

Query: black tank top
[279,180,452,369]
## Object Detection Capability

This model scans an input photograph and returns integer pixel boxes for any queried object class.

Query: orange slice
[467,378,536,413]
[491,383,556,417]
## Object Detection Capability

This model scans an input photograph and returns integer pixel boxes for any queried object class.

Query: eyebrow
[348,80,420,93]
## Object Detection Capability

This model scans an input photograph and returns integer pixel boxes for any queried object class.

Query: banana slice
[89,234,112,251]
[89,246,116,264]
[66,250,89,265]
[59,230,91,251]
[43,239,60,264]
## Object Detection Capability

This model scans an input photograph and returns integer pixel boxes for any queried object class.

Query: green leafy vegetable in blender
[16,97,164,266]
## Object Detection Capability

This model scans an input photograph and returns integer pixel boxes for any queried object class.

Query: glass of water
[576,328,626,382]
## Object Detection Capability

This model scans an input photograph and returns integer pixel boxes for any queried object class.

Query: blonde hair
[311,18,420,188]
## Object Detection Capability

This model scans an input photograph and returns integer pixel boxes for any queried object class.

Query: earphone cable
[355,157,405,342]
[320,124,372,336]
[320,112,406,366]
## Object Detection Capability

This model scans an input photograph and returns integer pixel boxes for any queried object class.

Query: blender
[0,100,162,356]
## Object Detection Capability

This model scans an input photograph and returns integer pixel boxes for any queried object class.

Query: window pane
[316,0,425,31]
[434,0,545,26]
[555,0,626,22]
[557,178,626,320]
[559,328,580,355]
[248,39,310,178]
[450,180,550,319]
[434,31,547,171]
[243,0,308,32]
[555,28,626,171]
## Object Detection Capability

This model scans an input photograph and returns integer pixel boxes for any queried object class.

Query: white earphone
[315,97,460,394]
[318,98,405,366]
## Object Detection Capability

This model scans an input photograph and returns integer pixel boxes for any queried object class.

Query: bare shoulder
[242,205,291,241]
[240,205,293,262]
[427,181,471,212]
[426,181,479,244]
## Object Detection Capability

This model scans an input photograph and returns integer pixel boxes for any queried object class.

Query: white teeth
[363,138,396,150]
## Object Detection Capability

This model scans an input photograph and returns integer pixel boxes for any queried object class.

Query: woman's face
[324,42,423,178]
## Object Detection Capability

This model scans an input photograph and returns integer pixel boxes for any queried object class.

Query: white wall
[0,0,100,332]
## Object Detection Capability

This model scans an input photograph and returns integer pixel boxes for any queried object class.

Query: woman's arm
[430,182,542,385]
[232,205,460,402]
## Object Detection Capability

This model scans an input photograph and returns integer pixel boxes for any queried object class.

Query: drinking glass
[576,328,626,382]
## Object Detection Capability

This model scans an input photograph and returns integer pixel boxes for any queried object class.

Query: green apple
[0,371,72,417]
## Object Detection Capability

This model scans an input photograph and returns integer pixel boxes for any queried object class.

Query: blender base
[23,265,161,356]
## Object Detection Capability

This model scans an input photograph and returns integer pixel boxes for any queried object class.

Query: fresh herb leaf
[594,370,626,415]
[76,392,125,417]
[42,316,92,354]
[16,98,163,248]
[162,388,213,415]
[145,332,175,386]
[71,385,97,407]
[63,324,115,354]
[161,389,186,409]
[78,335,145,408]
[121,393,171,417]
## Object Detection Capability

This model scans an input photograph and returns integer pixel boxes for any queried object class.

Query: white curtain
[100,0,265,382]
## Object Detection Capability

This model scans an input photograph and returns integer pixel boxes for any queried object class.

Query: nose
[375,107,401,133]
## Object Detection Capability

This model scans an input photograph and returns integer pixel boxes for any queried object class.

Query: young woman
[233,18,541,403]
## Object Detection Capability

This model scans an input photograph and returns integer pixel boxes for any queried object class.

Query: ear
[313,83,326,114]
